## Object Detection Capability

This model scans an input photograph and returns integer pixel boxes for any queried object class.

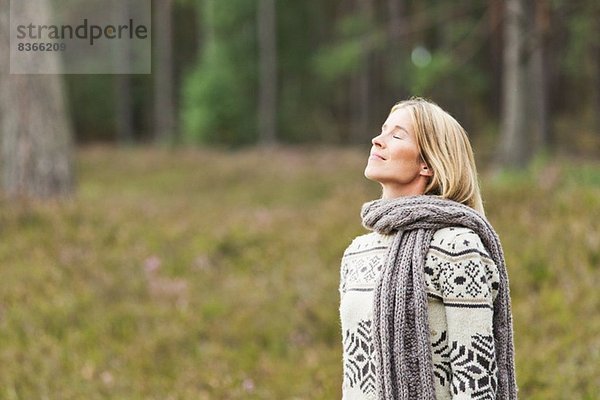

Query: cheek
[390,145,421,167]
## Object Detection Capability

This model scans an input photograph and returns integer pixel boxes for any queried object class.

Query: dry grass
[0,145,598,399]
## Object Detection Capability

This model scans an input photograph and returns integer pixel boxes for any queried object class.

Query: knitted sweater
[339,227,500,400]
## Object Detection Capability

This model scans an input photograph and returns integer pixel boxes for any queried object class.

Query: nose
[372,133,384,147]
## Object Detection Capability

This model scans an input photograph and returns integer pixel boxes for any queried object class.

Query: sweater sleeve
[438,230,500,400]
[339,256,347,300]
[339,238,355,300]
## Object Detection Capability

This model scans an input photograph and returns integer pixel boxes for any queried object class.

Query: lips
[370,152,386,161]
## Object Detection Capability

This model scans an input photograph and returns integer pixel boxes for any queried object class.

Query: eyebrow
[382,124,410,134]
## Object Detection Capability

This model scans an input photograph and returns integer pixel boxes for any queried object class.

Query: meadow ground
[0,146,598,399]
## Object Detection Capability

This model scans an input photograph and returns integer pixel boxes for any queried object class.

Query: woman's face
[364,107,431,198]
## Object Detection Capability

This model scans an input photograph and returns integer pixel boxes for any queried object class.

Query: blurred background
[0,0,599,399]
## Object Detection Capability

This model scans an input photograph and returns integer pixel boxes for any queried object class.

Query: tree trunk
[154,0,175,144]
[113,1,134,145]
[386,0,407,107]
[497,0,529,168]
[489,0,504,115]
[257,0,277,145]
[387,0,405,43]
[593,2,600,135]
[0,0,74,199]
[115,74,134,145]
[528,0,550,152]
[351,0,374,144]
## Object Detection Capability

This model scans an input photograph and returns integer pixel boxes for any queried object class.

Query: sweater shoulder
[429,226,491,260]
[340,232,394,293]
[425,226,500,301]
[343,231,394,256]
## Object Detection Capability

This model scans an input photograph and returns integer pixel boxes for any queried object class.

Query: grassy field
[0,146,598,399]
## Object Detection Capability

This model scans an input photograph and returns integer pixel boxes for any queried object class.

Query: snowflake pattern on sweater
[339,227,500,400]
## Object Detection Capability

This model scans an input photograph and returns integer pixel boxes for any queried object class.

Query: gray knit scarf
[361,195,518,400]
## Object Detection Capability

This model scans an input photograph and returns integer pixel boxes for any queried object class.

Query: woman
[339,98,518,400]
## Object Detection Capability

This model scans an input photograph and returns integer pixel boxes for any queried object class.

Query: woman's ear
[420,163,433,177]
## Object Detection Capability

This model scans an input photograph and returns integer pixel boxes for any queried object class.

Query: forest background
[0,0,599,398]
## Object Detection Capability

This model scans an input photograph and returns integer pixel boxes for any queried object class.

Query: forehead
[383,107,413,129]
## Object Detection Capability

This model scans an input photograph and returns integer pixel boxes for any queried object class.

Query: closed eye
[391,127,407,140]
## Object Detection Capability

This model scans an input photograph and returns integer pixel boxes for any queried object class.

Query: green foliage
[65,75,154,143]
[181,0,258,146]
[399,49,487,114]
[1,147,599,398]
[406,52,453,95]
[563,16,591,78]
[313,37,365,83]
[275,0,339,143]
[313,14,381,83]
[65,76,122,142]
[56,0,600,151]
[560,2,600,119]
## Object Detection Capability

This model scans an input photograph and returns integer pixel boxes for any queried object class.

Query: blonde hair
[391,98,485,215]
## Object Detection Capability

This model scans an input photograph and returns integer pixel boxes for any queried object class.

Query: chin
[364,167,380,182]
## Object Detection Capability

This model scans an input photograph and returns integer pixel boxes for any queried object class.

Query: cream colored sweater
[339,227,500,400]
